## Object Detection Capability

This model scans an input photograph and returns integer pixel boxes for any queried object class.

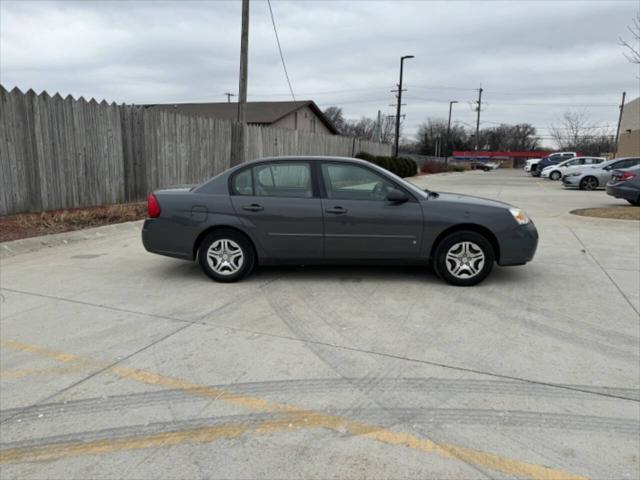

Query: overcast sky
[1,0,638,145]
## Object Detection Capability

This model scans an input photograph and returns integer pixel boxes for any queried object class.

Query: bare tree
[323,106,395,142]
[479,124,540,151]
[549,111,615,155]
[620,11,640,64]
[416,118,471,156]
[323,106,346,133]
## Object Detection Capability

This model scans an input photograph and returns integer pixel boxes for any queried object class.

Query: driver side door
[319,162,423,260]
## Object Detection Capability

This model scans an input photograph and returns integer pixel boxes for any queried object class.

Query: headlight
[509,207,530,225]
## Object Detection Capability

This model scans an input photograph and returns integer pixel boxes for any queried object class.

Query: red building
[453,151,552,168]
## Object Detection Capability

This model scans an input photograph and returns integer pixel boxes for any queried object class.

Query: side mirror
[387,188,408,203]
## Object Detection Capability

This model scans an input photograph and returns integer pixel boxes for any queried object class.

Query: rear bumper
[606,184,639,202]
[142,218,193,260]
[497,222,539,266]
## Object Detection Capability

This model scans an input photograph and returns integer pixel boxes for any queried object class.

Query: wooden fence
[0,86,391,215]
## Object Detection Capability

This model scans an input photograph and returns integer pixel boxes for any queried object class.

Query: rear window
[231,169,253,196]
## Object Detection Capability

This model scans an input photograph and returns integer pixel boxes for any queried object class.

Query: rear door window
[253,163,312,198]
[231,168,253,195]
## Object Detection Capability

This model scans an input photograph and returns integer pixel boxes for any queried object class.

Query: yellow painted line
[0,339,587,479]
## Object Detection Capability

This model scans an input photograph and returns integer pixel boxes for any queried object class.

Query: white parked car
[540,156,606,180]
[524,152,576,175]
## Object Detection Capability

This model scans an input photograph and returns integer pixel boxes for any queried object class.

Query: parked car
[531,152,577,177]
[562,157,640,190]
[540,156,606,180]
[606,165,640,206]
[142,156,538,286]
[470,161,492,171]
[524,159,538,173]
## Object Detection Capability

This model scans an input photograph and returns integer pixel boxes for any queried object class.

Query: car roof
[240,155,372,166]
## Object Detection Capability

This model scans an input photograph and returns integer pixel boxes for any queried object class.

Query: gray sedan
[606,165,640,205]
[142,156,538,286]
[562,157,640,190]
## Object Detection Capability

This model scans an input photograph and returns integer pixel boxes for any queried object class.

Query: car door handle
[242,204,264,212]
[325,206,347,215]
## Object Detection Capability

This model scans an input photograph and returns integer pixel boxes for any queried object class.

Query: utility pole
[376,110,382,143]
[614,91,626,157]
[445,100,458,164]
[224,92,236,103]
[232,0,249,165]
[393,55,414,157]
[474,86,483,151]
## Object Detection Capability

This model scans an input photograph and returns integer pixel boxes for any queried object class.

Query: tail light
[147,192,161,218]
[620,171,636,181]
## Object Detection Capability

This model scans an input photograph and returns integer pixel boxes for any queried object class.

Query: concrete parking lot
[1,169,638,479]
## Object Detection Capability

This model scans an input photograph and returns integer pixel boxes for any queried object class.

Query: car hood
[428,191,512,209]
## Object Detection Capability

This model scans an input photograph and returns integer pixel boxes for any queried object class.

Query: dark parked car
[532,152,575,177]
[469,161,492,171]
[606,165,640,206]
[142,156,538,286]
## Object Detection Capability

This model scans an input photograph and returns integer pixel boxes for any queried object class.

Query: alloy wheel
[582,177,598,190]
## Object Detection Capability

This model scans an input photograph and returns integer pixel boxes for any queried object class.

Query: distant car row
[524,153,640,206]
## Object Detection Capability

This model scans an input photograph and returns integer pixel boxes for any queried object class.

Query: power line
[266,0,296,102]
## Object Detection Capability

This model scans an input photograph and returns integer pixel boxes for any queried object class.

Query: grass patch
[570,207,640,221]
[1,203,146,242]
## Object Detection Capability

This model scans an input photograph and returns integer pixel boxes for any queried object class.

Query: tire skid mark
[265,281,500,479]
[1,337,590,479]
[3,408,636,453]
[468,295,639,364]
[2,378,637,424]
[489,289,639,348]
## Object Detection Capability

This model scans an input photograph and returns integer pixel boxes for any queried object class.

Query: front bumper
[540,170,551,178]
[606,183,640,202]
[497,222,539,266]
[562,175,580,188]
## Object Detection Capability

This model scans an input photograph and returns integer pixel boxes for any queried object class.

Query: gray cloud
[1,0,638,145]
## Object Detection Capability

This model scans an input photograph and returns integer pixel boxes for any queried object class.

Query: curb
[1,220,144,259]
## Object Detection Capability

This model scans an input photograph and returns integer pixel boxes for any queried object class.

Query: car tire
[198,229,255,283]
[579,176,598,191]
[433,231,495,286]
[550,171,561,181]
[627,198,640,206]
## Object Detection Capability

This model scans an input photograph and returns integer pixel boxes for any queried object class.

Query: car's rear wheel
[550,171,561,181]
[627,198,640,206]
[433,231,495,286]
[580,176,598,191]
[198,230,255,283]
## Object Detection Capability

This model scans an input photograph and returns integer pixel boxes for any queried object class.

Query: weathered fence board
[0,86,392,215]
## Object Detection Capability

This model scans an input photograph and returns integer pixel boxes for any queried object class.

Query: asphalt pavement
[1,169,638,479]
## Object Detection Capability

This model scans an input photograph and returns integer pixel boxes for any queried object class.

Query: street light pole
[614,91,626,157]
[394,55,414,158]
[474,86,483,151]
[445,100,458,164]
[231,0,250,166]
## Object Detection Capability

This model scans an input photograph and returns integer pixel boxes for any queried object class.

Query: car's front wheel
[198,230,255,282]
[433,231,495,286]
[627,198,640,206]
[579,176,598,191]
[550,171,561,181]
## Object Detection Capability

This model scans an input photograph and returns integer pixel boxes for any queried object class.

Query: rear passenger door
[229,161,323,260]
